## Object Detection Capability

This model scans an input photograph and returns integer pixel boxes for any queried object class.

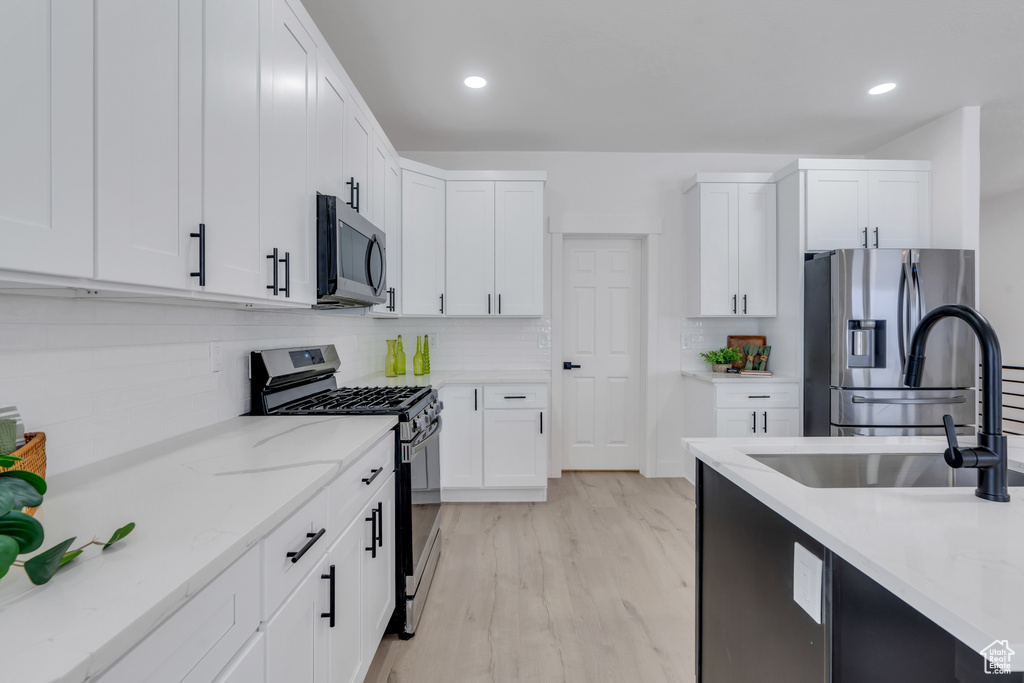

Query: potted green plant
[699,347,744,373]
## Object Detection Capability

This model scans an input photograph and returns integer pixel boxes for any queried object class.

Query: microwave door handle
[376,236,387,296]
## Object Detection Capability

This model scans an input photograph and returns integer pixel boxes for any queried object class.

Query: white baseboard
[441,487,547,503]
[654,460,695,482]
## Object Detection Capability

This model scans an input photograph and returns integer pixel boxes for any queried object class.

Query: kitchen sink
[747,452,1024,489]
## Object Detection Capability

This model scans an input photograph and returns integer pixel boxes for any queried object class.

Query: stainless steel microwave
[316,193,387,308]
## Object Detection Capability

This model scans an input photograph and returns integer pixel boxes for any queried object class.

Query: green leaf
[103,522,135,550]
[0,455,23,468]
[59,549,83,567]
[0,510,44,554]
[24,537,76,585]
[0,470,46,495]
[0,477,43,510]
[0,535,18,580]
[0,486,14,517]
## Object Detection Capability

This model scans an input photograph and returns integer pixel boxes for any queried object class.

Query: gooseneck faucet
[904,304,1010,502]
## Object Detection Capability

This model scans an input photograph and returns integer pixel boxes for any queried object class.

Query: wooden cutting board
[726,335,767,369]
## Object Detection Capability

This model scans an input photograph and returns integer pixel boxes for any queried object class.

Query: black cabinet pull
[355,181,360,214]
[862,227,868,248]
[347,177,360,214]
[267,248,279,295]
[751,412,757,433]
[763,411,768,433]
[873,227,879,248]
[743,294,747,314]
[376,501,384,548]
[732,294,737,314]
[190,224,205,286]
[440,293,444,314]
[362,467,383,485]
[488,293,491,314]
[286,528,325,563]
[387,287,396,312]
[474,389,478,411]
[320,564,335,627]
[281,251,290,298]
[498,294,502,314]
[748,395,771,399]
[504,395,527,400]
[540,411,543,434]
[365,508,377,558]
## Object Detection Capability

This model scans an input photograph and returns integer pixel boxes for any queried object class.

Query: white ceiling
[302,0,1024,192]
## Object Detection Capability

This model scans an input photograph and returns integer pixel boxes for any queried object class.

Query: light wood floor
[367,472,697,683]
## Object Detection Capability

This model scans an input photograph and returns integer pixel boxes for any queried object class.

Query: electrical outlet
[428,331,439,348]
[793,543,823,624]
[538,330,551,349]
[210,342,223,373]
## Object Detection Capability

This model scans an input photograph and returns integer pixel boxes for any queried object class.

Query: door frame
[550,233,658,477]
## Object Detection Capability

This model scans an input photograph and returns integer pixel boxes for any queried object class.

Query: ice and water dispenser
[847,320,886,368]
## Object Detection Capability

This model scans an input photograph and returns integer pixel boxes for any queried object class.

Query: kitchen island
[686,435,1024,682]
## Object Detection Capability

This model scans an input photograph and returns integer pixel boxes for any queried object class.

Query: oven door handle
[408,417,442,451]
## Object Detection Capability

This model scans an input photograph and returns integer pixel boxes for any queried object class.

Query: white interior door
[561,238,642,470]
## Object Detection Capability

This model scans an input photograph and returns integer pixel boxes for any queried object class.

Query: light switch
[793,542,823,624]
[210,342,223,373]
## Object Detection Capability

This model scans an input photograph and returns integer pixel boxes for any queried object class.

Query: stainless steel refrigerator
[804,249,976,436]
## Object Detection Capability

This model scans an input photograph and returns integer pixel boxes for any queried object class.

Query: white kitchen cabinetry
[684,178,777,317]
[95,0,202,291]
[805,168,931,251]
[346,103,373,216]
[439,385,485,488]
[440,383,548,501]
[383,153,404,314]
[402,169,447,315]
[214,633,266,683]
[317,58,351,203]
[683,376,801,444]
[494,181,545,316]
[363,473,397,648]
[259,0,317,305]
[264,554,331,683]
[446,182,496,316]
[326,506,366,683]
[0,1,93,279]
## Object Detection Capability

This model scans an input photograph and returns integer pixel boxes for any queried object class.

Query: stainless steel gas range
[249,344,441,638]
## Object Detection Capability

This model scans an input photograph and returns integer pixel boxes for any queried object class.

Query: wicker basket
[2,432,46,516]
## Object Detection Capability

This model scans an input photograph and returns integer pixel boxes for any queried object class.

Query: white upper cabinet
[345,103,373,216]
[95,0,202,290]
[806,168,930,250]
[446,182,496,316]
[0,1,94,279]
[401,170,446,315]
[259,0,317,305]
[494,181,545,316]
[317,58,349,203]
[685,179,777,317]
[202,0,265,298]
[371,131,388,228]
[371,152,403,315]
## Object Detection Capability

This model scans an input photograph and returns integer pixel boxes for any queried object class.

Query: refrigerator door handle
[851,395,967,405]
[897,254,911,373]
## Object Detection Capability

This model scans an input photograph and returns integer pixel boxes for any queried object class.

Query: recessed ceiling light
[464,76,487,89]
[868,82,897,95]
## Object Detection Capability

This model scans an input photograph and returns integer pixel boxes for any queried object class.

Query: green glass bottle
[423,334,430,373]
[413,336,425,376]
[384,339,397,378]
[395,335,406,375]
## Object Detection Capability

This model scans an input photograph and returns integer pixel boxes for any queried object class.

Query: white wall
[404,151,803,477]
[0,293,548,476]
[979,187,1024,365]
[868,106,982,252]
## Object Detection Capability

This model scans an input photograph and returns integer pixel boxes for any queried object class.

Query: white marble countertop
[0,414,398,683]
[347,369,551,388]
[680,369,800,383]
[684,434,1024,669]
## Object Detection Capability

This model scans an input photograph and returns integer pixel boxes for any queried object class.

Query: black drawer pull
[286,528,325,563]
[763,411,768,434]
[320,564,335,627]
[504,395,527,400]
[362,467,383,485]
[189,223,205,286]
[540,411,543,434]
[365,508,377,558]
[748,395,771,399]
[751,412,757,433]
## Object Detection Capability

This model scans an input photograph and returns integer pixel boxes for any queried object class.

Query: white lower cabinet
[439,384,548,501]
[364,475,397,641]
[264,554,331,683]
[327,511,367,683]
[214,633,266,683]
[715,407,801,437]
[684,378,802,439]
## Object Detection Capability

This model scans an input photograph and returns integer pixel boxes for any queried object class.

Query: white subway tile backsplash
[0,293,550,476]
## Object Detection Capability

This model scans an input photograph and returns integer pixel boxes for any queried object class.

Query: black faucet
[904,304,1010,502]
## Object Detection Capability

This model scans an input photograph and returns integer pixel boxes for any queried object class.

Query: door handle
[440,293,444,314]
[852,396,967,405]
[732,294,737,314]
[286,528,325,563]
[190,223,205,286]
[763,411,767,433]
[563,362,581,370]
[267,247,279,295]
[280,251,290,298]
[376,501,384,548]
[873,227,879,248]
[320,564,336,627]
[540,411,543,434]
[743,294,747,315]
[362,467,384,485]
[751,411,757,433]
[499,294,502,314]
[863,227,868,248]
[365,508,377,558]
[488,293,491,314]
